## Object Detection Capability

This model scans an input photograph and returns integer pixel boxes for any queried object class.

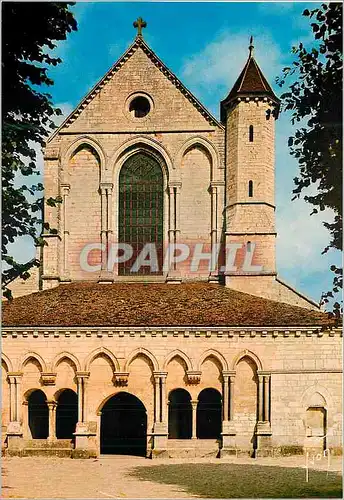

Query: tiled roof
[2,282,331,328]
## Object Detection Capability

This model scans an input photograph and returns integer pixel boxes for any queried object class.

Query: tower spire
[249,35,254,57]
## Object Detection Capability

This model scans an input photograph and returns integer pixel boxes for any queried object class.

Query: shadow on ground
[130,463,342,498]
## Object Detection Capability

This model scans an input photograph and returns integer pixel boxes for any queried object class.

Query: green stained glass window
[119,153,164,275]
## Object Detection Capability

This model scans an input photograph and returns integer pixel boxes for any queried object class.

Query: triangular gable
[48,36,223,142]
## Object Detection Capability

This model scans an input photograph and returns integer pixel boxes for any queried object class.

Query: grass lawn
[130,463,342,498]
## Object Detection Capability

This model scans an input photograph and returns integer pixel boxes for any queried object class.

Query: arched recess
[301,385,332,411]
[20,352,46,372]
[100,392,147,456]
[168,388,192,439]
[2,354,13,373]
[52,352,81,373]
[124,348,158,372]
[175,137,220,179]
[1,357,10,441]
[55,389,78,439]
[231,350,263,371]
[197,350,228,372]
[27,389,49,439]
[197,388,222,439]
[163,350,193,371]
[84,347,120,372]
[61,136,106,171]
[54,354,79,391]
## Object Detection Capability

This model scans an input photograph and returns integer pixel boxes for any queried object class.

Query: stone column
[210,185,218,272]
[258,375,264,422]
[160,373,167,424]
[75,372,89,423]
[174,183,181,244]
[220,372,236,457]
[256,372,272,457]
[76,376,84,423]
[154,375,161,423]
[60,184,71,281]
[222,373,229,422]
[264,375,270,422]
[8,375,17,422]
[47,400,57,441]
[99,182,114,281]
[229,375,235,422]
[191,400,198,439]
[151,372,168,458]
[166,182,182,281]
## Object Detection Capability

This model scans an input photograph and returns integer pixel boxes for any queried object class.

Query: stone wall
[2,327,342,457]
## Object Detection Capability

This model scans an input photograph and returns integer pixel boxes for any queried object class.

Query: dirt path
[2,455,342,499]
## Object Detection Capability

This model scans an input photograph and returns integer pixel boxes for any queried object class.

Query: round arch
[27,389,49,439]
[84,347,120,372]
[168,388,192,439]
[231,350,263,371]
[52,352,81,373]
[100,391,147,456]
[20,352,47,372]
[197,349,228,371]
[163,350,193,371]
[196,388,222,439]
[61,136,106,171]
[55,388,78,439]
[124,348,159,372]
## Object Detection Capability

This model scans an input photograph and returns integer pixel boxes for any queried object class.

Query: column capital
[168,181,182,190]
[46,400,57,410]
[191,399,198,408]
[76,371,90,380]
[153,371,168,379]
[222,370,236,380]
[100,182,113,193]
[7,372,23,383]
[210,180,225,188]
[257,371,271,377]
[40,372,57,386]
[61,183,71,195]
[113,372,129,387]
[187,370,201,385]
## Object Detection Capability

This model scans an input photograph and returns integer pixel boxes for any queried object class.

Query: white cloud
[181,29,285,103]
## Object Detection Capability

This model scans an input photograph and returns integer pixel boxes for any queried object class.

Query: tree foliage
[277,3,342,316]
[2,2,77,298]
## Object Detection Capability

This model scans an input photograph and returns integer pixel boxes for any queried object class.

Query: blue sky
[13,1,341,306]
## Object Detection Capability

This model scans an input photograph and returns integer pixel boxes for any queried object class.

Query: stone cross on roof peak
[133,17,147,37]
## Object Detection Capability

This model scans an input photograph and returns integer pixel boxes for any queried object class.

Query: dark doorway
[100,392,147,456]
[56,389,78,439]
[197,388,222,439]
[168,389,192,439]
[28,390,49,439]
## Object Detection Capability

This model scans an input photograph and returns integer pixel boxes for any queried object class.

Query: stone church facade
[2,23,342,459]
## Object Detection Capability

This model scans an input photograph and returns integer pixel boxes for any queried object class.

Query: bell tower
[221,37,280,293]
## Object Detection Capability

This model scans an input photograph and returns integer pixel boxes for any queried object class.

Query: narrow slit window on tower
[249,125,254,142]
[247,241,252,252]
[248,180,253,197]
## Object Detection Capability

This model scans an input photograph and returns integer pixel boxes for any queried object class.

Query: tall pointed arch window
[119,153,164,275]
